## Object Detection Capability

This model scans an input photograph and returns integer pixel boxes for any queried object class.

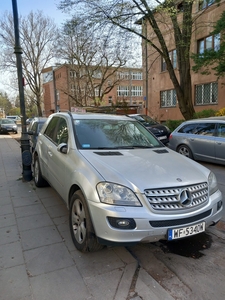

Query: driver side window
[56,118,68,145]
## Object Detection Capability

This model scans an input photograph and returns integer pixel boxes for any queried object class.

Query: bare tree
[56,18,134,106]
[0,10,59,116]
[59,0,220,120]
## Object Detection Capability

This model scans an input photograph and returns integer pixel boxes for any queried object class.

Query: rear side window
[194,123,215,136]
[178,122,216,136]
[178,123,197,134]
[217,123,225,137]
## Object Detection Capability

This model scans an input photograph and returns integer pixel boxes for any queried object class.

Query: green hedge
[165,119,184,132]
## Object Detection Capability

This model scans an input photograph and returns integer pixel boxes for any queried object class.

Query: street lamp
[11,0,32,181]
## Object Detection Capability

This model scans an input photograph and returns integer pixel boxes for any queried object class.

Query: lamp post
[11,0,32,181]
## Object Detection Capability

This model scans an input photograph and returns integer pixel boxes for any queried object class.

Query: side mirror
[57,143,68,154]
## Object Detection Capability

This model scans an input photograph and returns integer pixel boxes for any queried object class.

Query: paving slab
[0,134,179,300]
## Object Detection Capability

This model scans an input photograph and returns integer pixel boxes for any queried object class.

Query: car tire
[177,144,193,159]
[33,155,48,187]
[69,190,104,252]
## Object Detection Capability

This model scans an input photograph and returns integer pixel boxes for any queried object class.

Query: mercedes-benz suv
[33,112,223,252]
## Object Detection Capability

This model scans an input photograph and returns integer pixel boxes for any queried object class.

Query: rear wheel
[177,144,193,159]
[69,190,103,252]
[33,156,48,187]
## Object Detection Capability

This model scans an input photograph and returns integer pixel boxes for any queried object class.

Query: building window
[117,72,130,80]
[131,86,143,97]
[56,90,60,101]
[199,0,215,10]
[94,88,102,97]
[70,71,76,78]
[108,96,112,103]
[93,70,102,79]
[117,86,129,96]
[131,72,143,80]
[161,50,177,72]
[160,89,177,107]
[198,34,220,53]
[195,82,218,105]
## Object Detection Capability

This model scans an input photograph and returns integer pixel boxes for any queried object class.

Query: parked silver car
[0,118,18,134]
[168,117,225,165]
[33,112,223,252]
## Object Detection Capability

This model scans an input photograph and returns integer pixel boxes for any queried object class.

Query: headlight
[97,182,142,206]
[208,172,218,195]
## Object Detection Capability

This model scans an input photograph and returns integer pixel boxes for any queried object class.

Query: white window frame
[131,86,143,97]
[131,72,143,80]
[117,86,129,96]
[160,89,177,107]
[195,82,218,105]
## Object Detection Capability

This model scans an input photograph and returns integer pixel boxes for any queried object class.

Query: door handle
[47,150,52,157]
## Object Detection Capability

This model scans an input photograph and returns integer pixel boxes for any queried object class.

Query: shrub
[165,119,184,132]
[215,107,225,116]
[193,109,217,118]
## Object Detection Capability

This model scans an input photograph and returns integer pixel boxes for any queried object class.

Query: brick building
[42,64,144,116]
[141,0,225,122]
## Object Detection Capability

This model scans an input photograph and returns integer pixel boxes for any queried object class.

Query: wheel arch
[176,143,194,159]
[68,184,82,209]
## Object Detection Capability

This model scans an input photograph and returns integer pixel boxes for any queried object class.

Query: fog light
[217,200,223,211]
[107,217,136,229]
[117,220,130,226]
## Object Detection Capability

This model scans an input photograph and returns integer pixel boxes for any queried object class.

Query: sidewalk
[0,135,174,300]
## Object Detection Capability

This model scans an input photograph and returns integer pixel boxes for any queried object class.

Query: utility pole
[11,0,32,181]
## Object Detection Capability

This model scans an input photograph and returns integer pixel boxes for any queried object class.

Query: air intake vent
[153,149,169,154]
[94,151,123,156]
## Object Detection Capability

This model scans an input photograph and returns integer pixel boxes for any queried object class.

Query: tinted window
[55,118,68,145]
[44,117,59,142]
[217,123,225,137]
[178,122,216,136]
[31,122,38,132]
[178,124,197,134]
[194,123,215,136]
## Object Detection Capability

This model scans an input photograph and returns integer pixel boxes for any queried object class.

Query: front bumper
[88,189,223,245]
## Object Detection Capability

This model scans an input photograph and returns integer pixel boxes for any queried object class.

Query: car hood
[147,124,169,134]
[79,148,209,192]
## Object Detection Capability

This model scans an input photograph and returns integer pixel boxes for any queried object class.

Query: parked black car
[27,117,47,152]
[0,118,18,134]
[128,114,170,144]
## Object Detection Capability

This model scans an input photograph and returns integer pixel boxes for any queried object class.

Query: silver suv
[33,112,223,252]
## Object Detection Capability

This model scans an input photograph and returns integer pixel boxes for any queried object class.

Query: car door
[45,116,69,198]
[39,116,59,180]
[188,122,216,161]
[214,123,225,164]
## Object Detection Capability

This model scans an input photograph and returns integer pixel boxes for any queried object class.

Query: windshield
[74,119,163,150]
[2,119,16,124]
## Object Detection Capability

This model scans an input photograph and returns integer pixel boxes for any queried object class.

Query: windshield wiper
[96,145,153,150]
[97,146,134,149]
[131,145,153,148]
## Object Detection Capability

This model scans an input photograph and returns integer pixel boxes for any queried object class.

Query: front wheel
[177,144,193,159]
[69,190,103,252]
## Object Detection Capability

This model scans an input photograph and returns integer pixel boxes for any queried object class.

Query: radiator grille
[145,182,208,211]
